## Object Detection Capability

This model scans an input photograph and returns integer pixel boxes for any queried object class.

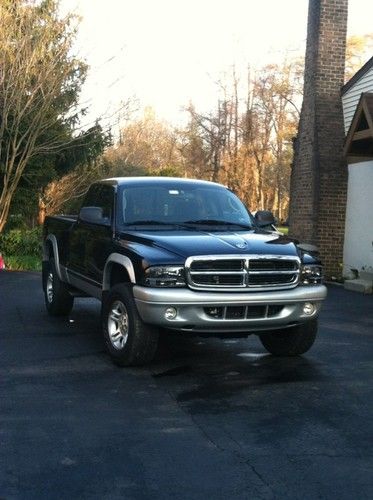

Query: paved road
[0,271,372,500]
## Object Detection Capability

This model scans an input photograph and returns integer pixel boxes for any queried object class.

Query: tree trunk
[38,196,46,225]
[0,191,14,233]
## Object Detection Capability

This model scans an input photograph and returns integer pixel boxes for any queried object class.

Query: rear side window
[82,185,101,208]
[82,184,114,221]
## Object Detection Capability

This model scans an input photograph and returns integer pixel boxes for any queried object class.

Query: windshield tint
[117,183,253,228]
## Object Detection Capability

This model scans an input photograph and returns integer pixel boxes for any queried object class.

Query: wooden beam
[347,154,373,164]
[352,130,373,141]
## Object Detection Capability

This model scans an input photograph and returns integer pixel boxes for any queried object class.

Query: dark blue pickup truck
[43,177,327,366]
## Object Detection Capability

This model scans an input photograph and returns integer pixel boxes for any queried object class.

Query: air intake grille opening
[203,304,285,320]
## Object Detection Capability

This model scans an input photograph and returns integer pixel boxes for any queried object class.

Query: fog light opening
[303,302,315,315]
[165,307,177,320]
[205,306,223,318]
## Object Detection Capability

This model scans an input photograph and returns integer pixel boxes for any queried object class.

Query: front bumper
[133,285,327,333]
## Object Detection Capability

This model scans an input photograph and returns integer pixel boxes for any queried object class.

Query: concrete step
[359,270,373,282]
[344,279,373,294]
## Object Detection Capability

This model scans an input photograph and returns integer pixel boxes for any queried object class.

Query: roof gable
[342,56,373,96]
[344,93,373,162]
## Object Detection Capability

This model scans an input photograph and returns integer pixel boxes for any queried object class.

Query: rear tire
[259,319,318,356]
[43,258,74,316]
[102,284,159,366]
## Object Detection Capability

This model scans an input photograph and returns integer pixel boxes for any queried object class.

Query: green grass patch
[4,255,41,271]
[277,226,289,235]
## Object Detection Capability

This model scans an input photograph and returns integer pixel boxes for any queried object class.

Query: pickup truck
[42,177,327,366]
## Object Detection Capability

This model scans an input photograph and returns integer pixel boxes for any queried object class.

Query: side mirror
[79,206,110,226]
[255,210,277,227]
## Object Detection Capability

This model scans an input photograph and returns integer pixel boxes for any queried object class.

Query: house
[342,56,373,292]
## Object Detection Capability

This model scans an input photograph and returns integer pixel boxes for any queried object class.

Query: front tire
[43,258,74,316]
[102,284,159,366]
[259,319,318,356]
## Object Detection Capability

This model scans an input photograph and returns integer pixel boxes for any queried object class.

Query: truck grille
[185,255,300,291]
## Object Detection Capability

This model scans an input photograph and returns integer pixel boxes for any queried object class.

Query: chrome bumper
[133,285,327,333]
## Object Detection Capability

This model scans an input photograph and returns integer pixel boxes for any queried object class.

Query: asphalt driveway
[0,271,372,499]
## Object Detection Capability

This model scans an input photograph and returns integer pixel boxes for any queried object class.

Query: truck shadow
[59,302,325,402]
[152,331,324,408]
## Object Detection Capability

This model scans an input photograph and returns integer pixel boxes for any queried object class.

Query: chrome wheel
[46,272,54,303]
[107,300,129,350]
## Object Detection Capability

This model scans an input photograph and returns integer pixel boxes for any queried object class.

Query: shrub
[278,226,289,235]
[0,227,42,257]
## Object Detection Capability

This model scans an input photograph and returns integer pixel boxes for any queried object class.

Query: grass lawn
[4,255,41,271]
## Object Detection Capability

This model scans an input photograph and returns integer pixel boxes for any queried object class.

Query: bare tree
[103,108,183,177]
[345,34,373,82]
[185,99,229,183]
[39,161,104,220]
[181,58,302,218]
[0,0,87,232]
[252,62,300,218]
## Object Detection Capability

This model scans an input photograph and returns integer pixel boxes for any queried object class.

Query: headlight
[301,264,323,284]
[144,266,186,287]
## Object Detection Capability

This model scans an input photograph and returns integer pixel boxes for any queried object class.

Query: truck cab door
[67,184,114,295]
[84,185,115,286]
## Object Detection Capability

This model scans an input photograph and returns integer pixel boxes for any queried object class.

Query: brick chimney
[289,0,348,278]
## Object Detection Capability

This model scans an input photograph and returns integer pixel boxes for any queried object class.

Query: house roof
[344,92,373,162]
[342,56,373,96]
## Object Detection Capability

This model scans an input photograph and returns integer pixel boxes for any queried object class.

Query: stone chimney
[289,0,348,278]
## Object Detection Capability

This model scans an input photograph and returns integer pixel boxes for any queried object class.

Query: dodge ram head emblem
[235,241,247,249]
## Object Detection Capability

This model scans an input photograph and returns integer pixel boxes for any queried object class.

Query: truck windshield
[117,183,254,229]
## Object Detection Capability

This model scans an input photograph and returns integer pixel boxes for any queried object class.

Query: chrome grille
[185,255,300,291]
[190,259,244,271]
[191,274,244,286]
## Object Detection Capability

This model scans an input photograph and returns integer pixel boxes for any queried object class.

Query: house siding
[342,66,373,133]
[343,161,373,273]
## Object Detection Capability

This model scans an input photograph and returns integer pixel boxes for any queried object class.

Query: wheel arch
[103,253,136,292]
[43,235,62,280]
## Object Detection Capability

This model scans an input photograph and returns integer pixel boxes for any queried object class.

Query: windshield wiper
[124,219,253,230]
[125,220,172,225]
[182,219,253,229]
[124,220,191,229]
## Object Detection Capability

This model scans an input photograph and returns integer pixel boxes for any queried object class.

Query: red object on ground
[0,253,5,270]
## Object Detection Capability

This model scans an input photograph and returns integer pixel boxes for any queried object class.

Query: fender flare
[103,253,136,291]
[43,235,63,280]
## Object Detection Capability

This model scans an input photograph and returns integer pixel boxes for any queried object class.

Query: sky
[60,0,373,132]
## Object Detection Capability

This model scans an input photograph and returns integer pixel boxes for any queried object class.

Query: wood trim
[347,155,373,164]
[344,94,365,155]
[362,99,373,130]
[352,130,372,141]
[344,93,373,157]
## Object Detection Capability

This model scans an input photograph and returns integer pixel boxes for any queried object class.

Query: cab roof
[97,177,226,189]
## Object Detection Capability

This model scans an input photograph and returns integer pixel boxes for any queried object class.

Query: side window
[99,185,114,220]
[81,184,114,223]
[82,184,101,208]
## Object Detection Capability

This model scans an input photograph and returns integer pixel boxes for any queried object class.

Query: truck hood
[117,228,300,263]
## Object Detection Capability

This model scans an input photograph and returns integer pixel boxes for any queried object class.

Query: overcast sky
[60,0,373,131]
